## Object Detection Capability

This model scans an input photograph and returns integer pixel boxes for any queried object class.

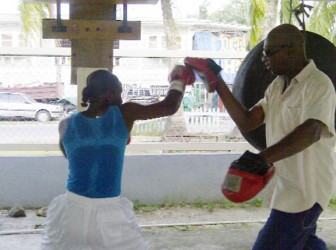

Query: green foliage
[328,198,336,209]
[133,200,159,212]
[133,198,336,213]
[249,0,267,49]
[218,199,238,209]
[249,0,335,48]
[247,197,263,207]
[208,0,249,25]
[133,197,265,213]
[307,1,336,45]
[19,1,50,44]
[280,0,301,24]
[199,0,210,19]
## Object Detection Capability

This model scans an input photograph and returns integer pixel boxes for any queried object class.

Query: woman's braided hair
[81,70,122,107]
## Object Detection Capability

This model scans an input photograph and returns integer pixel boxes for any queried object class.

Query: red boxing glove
[184,57,222,93]
[168,65,195,85]
[221,151,275,203]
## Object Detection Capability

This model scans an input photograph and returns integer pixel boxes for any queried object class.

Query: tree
[203,0,335,48]
[199,0,210,19]
[161,0,188,139]
[249,0,335,47]
[306,1,336,45]
[19,1,52,46]
[209,0,249,25]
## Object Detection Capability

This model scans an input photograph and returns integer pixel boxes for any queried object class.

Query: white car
[0,92,64,122]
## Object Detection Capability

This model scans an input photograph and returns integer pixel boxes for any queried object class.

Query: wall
[0,153,239,208]
[1,153,335,208]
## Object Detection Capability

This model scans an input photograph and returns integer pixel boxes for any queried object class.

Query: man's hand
[231,151,272,175]
[221,150,275,203]
[184,57,222,93]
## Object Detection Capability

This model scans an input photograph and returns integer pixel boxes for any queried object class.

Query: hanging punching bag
[232,31,336,150]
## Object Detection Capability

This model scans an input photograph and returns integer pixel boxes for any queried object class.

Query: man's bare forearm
[259,119,323,163]
[216,78,262,132]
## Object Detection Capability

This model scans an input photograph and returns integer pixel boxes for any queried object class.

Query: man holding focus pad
[185,24,336,249]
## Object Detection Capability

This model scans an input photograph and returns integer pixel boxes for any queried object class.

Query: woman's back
[62,106,129,198]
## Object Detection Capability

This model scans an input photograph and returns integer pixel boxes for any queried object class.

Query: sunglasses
[262,44,291,57]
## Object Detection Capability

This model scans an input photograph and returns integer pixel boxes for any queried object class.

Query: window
[19,34,27,47]
[9,94,26,103]
[1,34,12,47]
[176,36,182,49]
[0,93,9,102]
[161,36,166,49]
[113,40,120,49]
[232,40,238,50]
[149,36,157,49]
[223,38,228,49]
[114,57,120,66]
[59,39,71,47]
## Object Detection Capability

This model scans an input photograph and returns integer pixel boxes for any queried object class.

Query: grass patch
[247,198,263,208]
[328,198,336,209]
[133,197,265,213]
[135,198,336,213]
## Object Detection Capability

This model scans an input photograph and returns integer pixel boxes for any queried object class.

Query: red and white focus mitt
[184,57,222,93]
[168,65,196,93]
[221,150,275,203]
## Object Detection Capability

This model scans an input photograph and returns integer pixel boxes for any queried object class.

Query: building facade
[0,6,249,107]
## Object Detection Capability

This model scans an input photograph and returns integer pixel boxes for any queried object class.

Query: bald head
[267,24,304,48]
[262,24,309,77]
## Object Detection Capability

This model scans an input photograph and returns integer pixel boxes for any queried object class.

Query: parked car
[57,97,77,116]
[0,92,64,122]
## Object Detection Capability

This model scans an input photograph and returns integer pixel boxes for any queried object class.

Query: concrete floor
[1,207,336,250]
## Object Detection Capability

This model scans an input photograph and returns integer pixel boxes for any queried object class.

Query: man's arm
[216,78,265,133]
[184,57,265,133]
[259,118,325,164]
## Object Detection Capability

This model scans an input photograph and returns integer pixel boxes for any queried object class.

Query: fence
[184,108,235,134]
[0,48,247,152]
[0,109,236,145]
[131,108,235,136]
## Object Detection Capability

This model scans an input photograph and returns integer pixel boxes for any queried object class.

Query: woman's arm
[120,89,183,132]
[121,65,193,132]
[58,117,70,158]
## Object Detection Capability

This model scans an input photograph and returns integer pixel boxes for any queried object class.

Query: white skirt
[41,192,149,250]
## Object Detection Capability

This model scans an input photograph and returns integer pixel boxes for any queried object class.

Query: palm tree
[249,0,336,48]
[306,1,336,45]
[161,0,188,140]
[19,1,52,46]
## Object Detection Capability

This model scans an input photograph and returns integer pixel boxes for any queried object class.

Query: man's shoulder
[307,60,333,83]
[308,68,334,90]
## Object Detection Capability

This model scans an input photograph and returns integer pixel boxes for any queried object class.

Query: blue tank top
[62,106,129,198]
